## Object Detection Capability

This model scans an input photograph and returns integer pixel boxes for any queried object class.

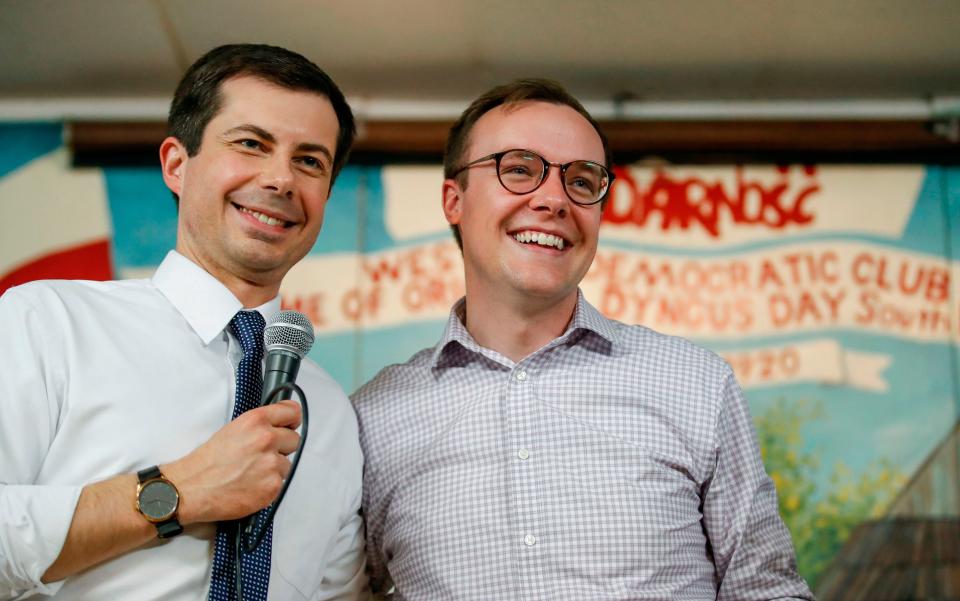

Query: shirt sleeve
[353,402,392,597]
[702,368,814,601]
[0,288,82,599]
[314,481,368,600]
[361,476,393,597]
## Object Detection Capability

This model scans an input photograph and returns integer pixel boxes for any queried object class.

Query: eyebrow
[296,142,334,165]
[222,124,334,165]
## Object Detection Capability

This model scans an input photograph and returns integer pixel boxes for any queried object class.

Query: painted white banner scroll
[267,238,958,347]
[720,338,892,392]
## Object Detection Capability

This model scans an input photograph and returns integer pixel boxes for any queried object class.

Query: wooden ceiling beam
[69,119,960,165]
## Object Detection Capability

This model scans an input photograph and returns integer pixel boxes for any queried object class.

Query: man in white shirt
[0,44,366,599]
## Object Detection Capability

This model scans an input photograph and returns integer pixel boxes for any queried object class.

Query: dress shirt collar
[431,290,618,368]
[566,290,619,345]
[152,250,281,345]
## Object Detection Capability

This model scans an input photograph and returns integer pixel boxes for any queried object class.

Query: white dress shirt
[0,251,366,600]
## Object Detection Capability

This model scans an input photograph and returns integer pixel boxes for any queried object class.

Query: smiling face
[160,75,340,304]
[443,101,605,310]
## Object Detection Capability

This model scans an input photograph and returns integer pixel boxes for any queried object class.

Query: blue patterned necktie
[208,310,272,601]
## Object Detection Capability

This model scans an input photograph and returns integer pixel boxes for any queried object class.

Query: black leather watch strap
[137,465,162,483]
[156,520,184,539]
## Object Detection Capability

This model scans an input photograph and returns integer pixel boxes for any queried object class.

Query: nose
[259,155,295,199]
[530,165,568,218]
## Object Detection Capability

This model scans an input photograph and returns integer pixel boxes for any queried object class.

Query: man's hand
[164,400,302,524]
[42,400,301,584]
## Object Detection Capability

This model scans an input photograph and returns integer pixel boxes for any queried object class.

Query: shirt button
[516,370,527,381]
[517,448,530,460]
[523,534,537,547]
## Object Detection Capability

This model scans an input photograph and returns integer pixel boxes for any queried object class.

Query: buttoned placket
[503,355,545,596]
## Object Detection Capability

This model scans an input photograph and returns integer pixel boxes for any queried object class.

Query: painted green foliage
[754,399,906,586]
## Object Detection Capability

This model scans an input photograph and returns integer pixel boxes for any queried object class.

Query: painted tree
[754,399,905,585]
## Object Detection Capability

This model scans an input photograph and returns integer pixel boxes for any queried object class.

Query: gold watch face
[138,479,178,522]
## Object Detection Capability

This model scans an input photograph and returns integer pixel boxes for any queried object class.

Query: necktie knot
[228,311,266,419]
[230,311,266,361]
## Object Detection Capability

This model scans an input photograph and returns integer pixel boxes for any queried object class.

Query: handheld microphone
[261,310,315,405]
[237,309,315,567]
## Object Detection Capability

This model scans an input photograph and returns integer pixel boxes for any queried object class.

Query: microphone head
[264,310,315,358]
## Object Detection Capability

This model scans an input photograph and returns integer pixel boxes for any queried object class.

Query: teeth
[512,230,566,250]
[240,206,284,227]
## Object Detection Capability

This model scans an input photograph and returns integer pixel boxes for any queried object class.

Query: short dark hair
[443,78,611,249]
[167,43,356,188]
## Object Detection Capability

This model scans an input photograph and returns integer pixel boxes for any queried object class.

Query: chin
[230,248,288,275]
[509,277,574,301]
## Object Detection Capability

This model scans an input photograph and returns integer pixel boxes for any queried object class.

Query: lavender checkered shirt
[352,292,813,600]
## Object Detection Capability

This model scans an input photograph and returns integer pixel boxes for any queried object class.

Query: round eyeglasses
[452,148,614,206]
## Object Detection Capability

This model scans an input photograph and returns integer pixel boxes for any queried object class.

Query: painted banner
[2,123,958,588]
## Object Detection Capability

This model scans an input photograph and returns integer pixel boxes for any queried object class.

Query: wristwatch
[135,466,183,538]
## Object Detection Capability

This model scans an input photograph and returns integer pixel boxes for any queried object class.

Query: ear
[441,178,463,226]
[159,136,188,197]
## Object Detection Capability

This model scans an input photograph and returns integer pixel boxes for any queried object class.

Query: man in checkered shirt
[352,79,814,600]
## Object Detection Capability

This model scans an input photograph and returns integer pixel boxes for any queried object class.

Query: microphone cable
[233,381,309,601]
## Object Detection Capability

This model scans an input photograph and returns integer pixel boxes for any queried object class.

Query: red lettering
[821,251,839,284]
[280,293,326,327]
[340,286,381,323]
[431,242,456,273]
[768,294,793,327]
[600,284,626,319]
[926,267,950,303]
[876,257,892,290]
[362,256,403,284]
[758,260,785,289]
[626,260,674,288]
[602,165,820,237]
[852,253,873,285]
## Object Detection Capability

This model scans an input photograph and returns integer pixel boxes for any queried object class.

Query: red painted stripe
[0,240,113,295]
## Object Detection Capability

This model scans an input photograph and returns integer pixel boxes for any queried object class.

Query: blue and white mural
[2,123,958,586]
